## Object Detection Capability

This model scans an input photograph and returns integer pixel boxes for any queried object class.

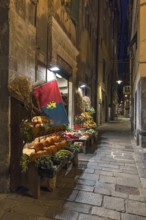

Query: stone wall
[0,0,37,192]
[9,0,36,81]
[139,77,146,147]
[0,0,10,192]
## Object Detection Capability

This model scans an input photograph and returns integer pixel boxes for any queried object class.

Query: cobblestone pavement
[1,118,146,220]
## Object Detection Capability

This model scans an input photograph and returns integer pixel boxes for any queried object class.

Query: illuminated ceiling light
[116,80,122,84]
[56,73,62,78]
[49,66,60,71]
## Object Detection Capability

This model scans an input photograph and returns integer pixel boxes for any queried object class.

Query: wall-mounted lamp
[49,65,60,72]
[80,84,86,88]
[116,80,123,85]
[56,73,62,78]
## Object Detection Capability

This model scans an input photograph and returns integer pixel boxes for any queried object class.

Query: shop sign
[123,86,131,95]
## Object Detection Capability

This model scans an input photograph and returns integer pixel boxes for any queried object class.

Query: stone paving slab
[103,196,125,212]
[99,175,117,184]
[141,178,146,188]
[121,213,137,220]
[74,184,94,192]
[91,206,121,220]
[75,191,102,206]
[95,170,113,176]
[114,172,138,178]
[63,201,91,214]
[54,210,79,220]
[111,190,129,199]
[121,169,138,175]
[116,176,141,188]
[78,213,105,220]
[79,173,99,181]
[126,200,146,216]
[76,178,96,186]
[84,168,95,173]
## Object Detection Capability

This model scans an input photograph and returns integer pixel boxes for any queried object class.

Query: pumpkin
[40,139,49,148]
[54,142,61,150]
[37,150,46,156]
[45,145,57,154]
[54,135,61,142]
[51,135,57,142]
[60,139,67,148]
[46,137,54,145]
[45,147,52,154]
[44,140,50,147]
[34,142,44,152]
[49,145,57,154]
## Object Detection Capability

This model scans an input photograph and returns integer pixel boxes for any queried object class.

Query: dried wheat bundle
[8,75,32,105]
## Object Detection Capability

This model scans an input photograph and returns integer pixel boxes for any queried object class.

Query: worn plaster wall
[0,0,10,192]
[77,0,98,118]
[9,0,36,81]
[0,0,37,192]
[132,0,146,147]
[36,0,48,82]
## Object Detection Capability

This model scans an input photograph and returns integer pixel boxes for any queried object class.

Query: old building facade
[96,0,120,125]
[0,0,121,192]
[0,0,80,192]
[129,0,146,148]
[76,0,98,115]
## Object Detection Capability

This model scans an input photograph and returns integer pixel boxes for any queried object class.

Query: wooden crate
[21,152,78,198]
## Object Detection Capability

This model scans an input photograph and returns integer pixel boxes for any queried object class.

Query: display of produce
[20,131,79,175]
[20,116,66,143]
[82,120,97,129]
[19,93,97,190]
[54,149,73,160]
[65,144,80,152]
[74,111,97,129]
[63,131,80,139]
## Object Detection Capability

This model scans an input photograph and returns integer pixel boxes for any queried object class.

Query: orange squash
[45,147,52,154]
[60,139,67,148]
[46,137,54,145]
[49,145,57,154]
[42,140,49,148]
[37,150,46,156]
[54,142,61,150]
[34,142,44,152]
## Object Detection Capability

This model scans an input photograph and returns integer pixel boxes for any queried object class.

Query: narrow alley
[1,118,146,220]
